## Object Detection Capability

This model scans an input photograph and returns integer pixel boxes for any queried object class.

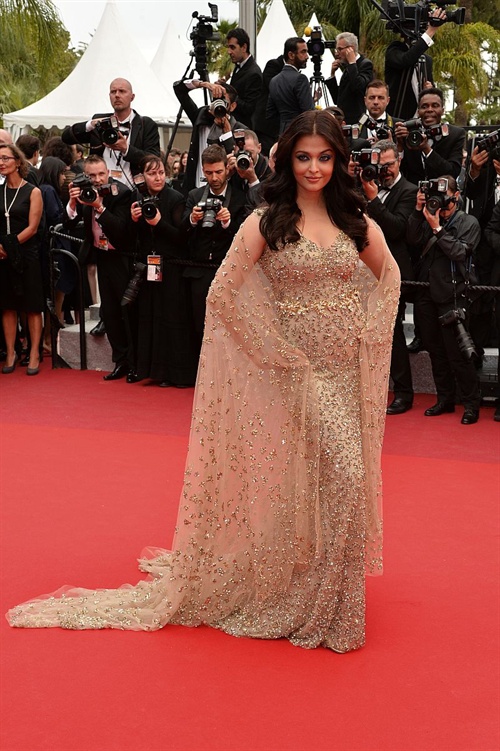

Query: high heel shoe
[27,358,40,376]
[2,354,18,374]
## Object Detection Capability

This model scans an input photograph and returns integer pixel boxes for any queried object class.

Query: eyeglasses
[380,159,398,168]
[0,156,16,163]
[335,45,350,51]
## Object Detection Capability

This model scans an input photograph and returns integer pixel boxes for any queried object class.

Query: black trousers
[390,298,414,400]
[96,250,133,367]
[415,291,481,409]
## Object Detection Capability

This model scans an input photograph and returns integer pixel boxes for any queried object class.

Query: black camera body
[438,307,478,361]
[365,116,393,141]
[352,148,381,181]
[404,118,449,148]
[381,0,465,37]
[72,174,118,204]
[198,197,223,228]
[476,130,500,159]
[306,26,335,60]
[94,116,122,145]
[139,196,159,220]
[418,177,449,214]
[233,129,253,171]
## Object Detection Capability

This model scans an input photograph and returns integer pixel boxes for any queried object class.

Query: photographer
[407,175,481,423]
[129,155,197,388]
[173,79,247,194]
[228,129,271,194]
[484,201,500,421]
[66,155,135,381]
[325,32,374,125]
[62,78,160,189]
[395,88,465,186]
[359,140,417,414]
[385,9,445,119]
[183,144,247,357]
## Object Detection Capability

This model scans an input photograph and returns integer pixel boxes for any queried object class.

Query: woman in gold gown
[7,111,400,653]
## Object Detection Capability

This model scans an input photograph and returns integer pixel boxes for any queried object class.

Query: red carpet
[1,370,499,751]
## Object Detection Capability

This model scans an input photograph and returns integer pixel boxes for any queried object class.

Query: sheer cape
[7,216,400,641]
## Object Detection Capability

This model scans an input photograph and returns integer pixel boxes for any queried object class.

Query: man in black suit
[173,79,247,195]
[66,155,135,381]
[325,32,374,124]
[407,175,482,424]
[183,145,247,357]
[267,38,314,135]
[395,88,465,186]
[62,78,160,190]
[360,140,418,413]
[357,80,401,143]
[225,28,263,129]
[384,8,446,120]
[253,53,285,156]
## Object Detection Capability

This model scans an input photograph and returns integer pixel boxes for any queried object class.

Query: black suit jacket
[400,124,465,186]
[325,55,374,124]
[182,184,248,273]
[267,65,314,134]
[229,55,263,128]
[365,176,417,280]
[68,181,134,264]
[385,39,434,120]
[253,55,284,141]
[62,110,160,176]
[173,80,247,194]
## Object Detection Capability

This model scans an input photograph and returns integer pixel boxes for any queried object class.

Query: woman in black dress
[130,155,197,387]
[0,143,44,375]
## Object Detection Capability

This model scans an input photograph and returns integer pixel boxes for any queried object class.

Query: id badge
[110,169,123,180]
[147,255,162,282]
[97,233,109,251]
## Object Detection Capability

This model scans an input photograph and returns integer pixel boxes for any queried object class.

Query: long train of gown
[7,219,400,653]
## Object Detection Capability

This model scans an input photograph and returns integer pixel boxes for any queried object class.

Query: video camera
[381,0,465,37]
[304,25,335,62]
[190,3,220,75]
[72,173,118,204]
[198,197,223,228]
[233,129,253,171]
[476,130,500,159]
[352,148,382,181]
[403,118,449,148]
[418,177,450,214]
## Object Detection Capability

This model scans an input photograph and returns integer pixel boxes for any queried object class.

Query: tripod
[393,48,429,120]
[309,56,331,108]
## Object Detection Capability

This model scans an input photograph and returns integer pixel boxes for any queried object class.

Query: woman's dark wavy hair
[260,110,368,252]
[39,156,66,194]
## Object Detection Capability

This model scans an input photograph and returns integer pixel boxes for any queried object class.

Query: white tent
[3,0,182,136]
[151,18,206,110]
[256,0,296,67]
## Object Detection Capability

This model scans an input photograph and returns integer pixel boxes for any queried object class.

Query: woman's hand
[130,201,142,223]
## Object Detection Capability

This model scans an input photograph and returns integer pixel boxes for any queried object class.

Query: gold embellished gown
[7,220,400,653]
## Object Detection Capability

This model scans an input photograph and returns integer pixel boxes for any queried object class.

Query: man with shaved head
[0,128,13,144]
[62,77,160,189]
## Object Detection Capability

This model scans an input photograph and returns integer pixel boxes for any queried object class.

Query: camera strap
[200,183,232,209]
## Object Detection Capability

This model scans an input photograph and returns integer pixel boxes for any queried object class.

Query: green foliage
[0,0,81,119]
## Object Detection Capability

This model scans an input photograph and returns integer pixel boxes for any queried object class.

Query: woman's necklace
[4,179,25,234]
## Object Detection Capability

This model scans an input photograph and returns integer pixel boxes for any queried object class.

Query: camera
[352,148,381,181]
[476,130,500,159]
[403,118,449,148]
[305,25,335,60]
[190,4,220,75]
[233,129,253,171]
[341,124,359,144]
[198,197,223,228]
[139,196,159,220]
[209,98,228,119]
[364,116,393,140]
[418,177,449,214]
[121,262,147,306]
[381,0,465,38]
[72,173,118,204]
[438,308,477,361]
[95,116,122,146]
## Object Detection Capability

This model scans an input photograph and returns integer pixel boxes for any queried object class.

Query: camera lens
[407,130,424,148]
[236,154,251,170]
[426,196,441,215]
[141,201,158,220]
[361,165,378,181]
[80,187,98,203]
[102,127,119,145]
